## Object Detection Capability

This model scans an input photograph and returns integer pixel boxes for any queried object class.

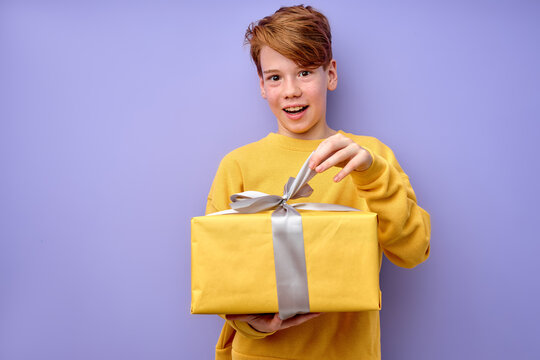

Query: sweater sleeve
[206,153,244,215]
[205,153,277,339]
[349,142,431,269]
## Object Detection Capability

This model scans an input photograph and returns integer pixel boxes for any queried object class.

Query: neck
[277,121,337,140]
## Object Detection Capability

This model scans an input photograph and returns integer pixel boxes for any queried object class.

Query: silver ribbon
[208,153,360,320]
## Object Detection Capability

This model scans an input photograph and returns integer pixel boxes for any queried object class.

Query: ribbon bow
[209,153,359,319]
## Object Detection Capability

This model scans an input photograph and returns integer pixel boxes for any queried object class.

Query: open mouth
[283,105,309,114]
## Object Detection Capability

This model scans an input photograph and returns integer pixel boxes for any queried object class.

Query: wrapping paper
[191,209,381,315]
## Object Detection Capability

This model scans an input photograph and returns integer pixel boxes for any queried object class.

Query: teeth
[284,106,306,112]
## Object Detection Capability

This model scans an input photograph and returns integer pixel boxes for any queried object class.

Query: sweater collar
[265,130,346,152]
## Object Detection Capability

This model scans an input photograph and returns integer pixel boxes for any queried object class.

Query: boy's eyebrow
[263,66,316,74]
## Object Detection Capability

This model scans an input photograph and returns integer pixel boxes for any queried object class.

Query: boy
[205,5,431,360]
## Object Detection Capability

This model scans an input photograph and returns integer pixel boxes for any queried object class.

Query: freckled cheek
[265,91,281,106]
[264,93,282,113]
[266,93,279,104]
[303,84,326,98]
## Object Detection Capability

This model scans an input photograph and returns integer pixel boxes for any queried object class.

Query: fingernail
[333,175,340,182]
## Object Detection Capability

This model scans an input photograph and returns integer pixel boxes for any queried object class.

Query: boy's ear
[259,77,267,99]
[327,59,338,91]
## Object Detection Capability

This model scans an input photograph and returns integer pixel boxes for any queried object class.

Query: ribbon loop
[230,194,282,213]
[290,183,313,199]
[283,177,295,199]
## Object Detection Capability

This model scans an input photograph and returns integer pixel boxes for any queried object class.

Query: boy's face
[258,46,337,139]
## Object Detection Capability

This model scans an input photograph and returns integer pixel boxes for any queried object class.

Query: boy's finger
[334,152,371,182]
[309,135,354,169]
[270,313,284,326]
[282,312,320,325]
[280,313,321,329]
[309,142,344,169]
[314,145,357,173]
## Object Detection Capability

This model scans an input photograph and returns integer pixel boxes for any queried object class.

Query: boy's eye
[268,75,280,81]
[299,71,311,77]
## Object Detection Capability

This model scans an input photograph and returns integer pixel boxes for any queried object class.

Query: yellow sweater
[205,130,431,360]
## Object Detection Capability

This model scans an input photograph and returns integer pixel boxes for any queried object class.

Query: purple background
[1,1,539,359]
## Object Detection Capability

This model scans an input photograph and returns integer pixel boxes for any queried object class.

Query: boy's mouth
[283,105,309,114]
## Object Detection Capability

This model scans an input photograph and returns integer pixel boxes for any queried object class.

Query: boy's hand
[309,133,373,182]
[226,313,321,333]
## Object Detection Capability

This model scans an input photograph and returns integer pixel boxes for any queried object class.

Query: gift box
[190,209,381,315]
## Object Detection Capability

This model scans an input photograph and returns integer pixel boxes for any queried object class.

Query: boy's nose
[283,78,302,98]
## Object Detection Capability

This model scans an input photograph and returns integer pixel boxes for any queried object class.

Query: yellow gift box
[191,209,381,315]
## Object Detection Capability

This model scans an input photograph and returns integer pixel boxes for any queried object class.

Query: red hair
[244,5,333,77]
